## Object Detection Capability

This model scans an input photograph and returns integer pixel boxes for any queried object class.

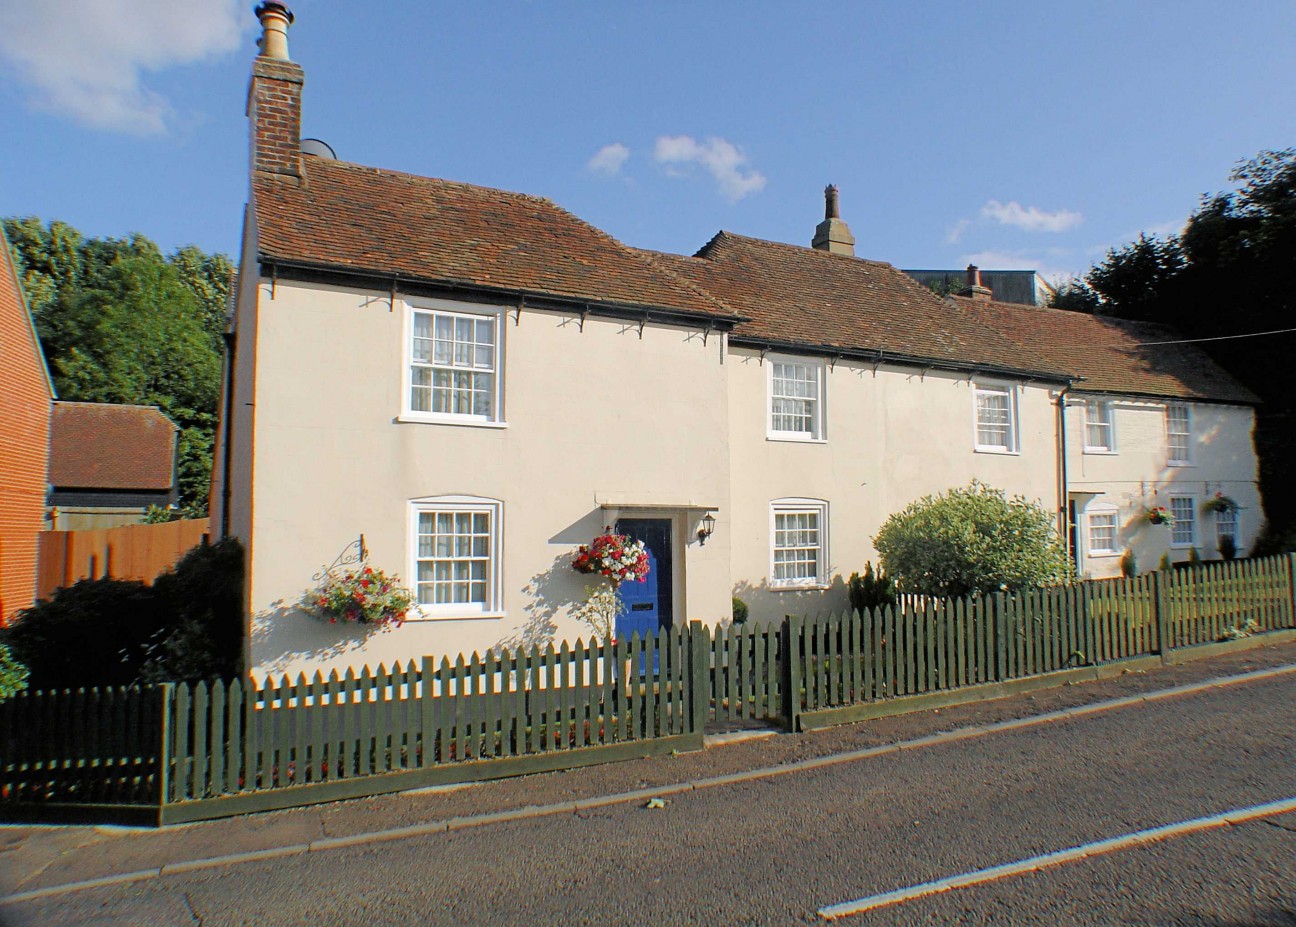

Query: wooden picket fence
[1,555,1293,825]
[0,630,703,824]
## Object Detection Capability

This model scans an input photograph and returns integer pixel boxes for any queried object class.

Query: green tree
[873,482,1071,598]
[3,217,229,512]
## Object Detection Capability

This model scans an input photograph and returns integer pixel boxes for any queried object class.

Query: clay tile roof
[253,160,740,321]
[963,296,1258,404]
[49,402,178,491]
[650,232,1070,378]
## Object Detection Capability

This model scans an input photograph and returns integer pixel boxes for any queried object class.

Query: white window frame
[400,298,506,427]
[1166,403,1192,466]
[407,495,503,619]
[769,498,829,589]
[973,382,1019,454]
[1215,507,1239,549]
[767,356,827,442]
[1086,507,1120,557]
[1083,399,1117,454]
[1169,495,1196,548]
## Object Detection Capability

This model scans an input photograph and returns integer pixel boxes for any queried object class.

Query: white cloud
[0,0,246,135]
[945,218,971,244]
[587,142,630,176]
[980,200,1083,233]
[962,249,1082,281]
[653,135,766,202]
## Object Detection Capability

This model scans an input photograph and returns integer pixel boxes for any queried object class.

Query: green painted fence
[1,629,704,824]
[2,555,1293,824]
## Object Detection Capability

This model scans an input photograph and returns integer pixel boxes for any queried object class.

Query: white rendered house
[214,6,1260,679]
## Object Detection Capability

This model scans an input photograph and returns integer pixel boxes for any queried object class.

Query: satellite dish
[301,138,337,160]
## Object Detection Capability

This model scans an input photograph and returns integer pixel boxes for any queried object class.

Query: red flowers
[572,534,650,586]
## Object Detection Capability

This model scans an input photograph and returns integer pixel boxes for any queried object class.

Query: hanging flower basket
[572,534,650,587]
[1144,506,1175,527]
[309,565,414,628]
[1202,493,1238,514]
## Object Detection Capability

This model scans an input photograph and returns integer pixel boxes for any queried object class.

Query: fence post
[993,593,1008,682]
[1286,554,1296,629]
[781,615,802,732]
[688,622,709,737]
[156,683,173,815]
[1153,571,1170,663]
[420,656,435,767]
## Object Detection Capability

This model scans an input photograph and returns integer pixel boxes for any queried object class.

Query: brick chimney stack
[248,2,303,181]
[811,185,856,257]
[961,264,994,302]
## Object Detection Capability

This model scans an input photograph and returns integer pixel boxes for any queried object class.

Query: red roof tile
[49,402,178,491]
[962,296,1258,404]
[651,233,1068,377]
[253,160,740,321]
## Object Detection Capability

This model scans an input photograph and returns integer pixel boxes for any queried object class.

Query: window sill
[973,446,1020,456]
[1168,544,1197,551]
[766,434,827,445]
[1087,550,1119,558]
[405,611,506,622]
[1082,448,1118,456]
[397,413,509,429]
[770,582,830,592]
[1168,461,1194,468]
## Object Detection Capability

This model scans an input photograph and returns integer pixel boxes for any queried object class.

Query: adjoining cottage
[213,5,1260,680]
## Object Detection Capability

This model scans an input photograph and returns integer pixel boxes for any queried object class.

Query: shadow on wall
[250,598,381,680]
[732,575,850,625]
[494,551,573,654]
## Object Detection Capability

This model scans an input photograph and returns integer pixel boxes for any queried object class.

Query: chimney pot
[812,184,855,257]
[255,2,294,61]
[961,264,994,301]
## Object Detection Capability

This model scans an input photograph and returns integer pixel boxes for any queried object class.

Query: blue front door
[615,518,673,656]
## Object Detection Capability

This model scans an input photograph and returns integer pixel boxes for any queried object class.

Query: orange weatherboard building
[0,226,54,622]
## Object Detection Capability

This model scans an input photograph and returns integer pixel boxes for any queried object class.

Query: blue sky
[1,1,1292,282]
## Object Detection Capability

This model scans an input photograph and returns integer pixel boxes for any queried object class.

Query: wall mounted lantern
[697,512,717,546]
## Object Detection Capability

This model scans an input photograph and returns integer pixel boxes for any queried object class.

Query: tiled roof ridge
[950,294,1194,340]
[54,399,176,418]
[698,230,895,271]
[309,158,560,209]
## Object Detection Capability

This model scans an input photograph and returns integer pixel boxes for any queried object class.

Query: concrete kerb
[4,661,1296,909]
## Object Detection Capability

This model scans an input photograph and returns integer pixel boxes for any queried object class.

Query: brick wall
[0,233,53,622]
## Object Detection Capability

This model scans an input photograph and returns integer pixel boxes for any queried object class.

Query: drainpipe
[220,331,237,539]
[1056,380,1076,566]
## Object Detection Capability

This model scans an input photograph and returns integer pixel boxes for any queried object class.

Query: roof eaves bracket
[513,296,526,326]
[702,322,713,346]
[389,277,398,313]
[759,347,769,366]
[638,314,648,340]
[579,306,590,333]
[270,263,277,300]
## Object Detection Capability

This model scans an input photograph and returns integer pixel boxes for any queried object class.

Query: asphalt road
[6,669,1296,926]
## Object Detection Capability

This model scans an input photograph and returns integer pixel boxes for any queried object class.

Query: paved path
[3,641,1295,926]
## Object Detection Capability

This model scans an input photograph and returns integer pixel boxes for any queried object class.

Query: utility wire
[1136,326,1296,346]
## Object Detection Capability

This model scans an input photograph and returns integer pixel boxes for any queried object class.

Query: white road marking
[818,796,1296,920]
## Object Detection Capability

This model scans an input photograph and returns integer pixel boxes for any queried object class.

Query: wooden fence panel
[36,519,212,601]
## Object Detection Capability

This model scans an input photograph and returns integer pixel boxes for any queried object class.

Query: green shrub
[731,596,749,625]
[848,562,897,613]
[873,481,1071,598]
[0,642,29,701]
[1219,535,1238,561]
[1188,546,1202,565]
[140,538,245,684]
[1120,549,1137,578]
[1158,551,1173,571]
